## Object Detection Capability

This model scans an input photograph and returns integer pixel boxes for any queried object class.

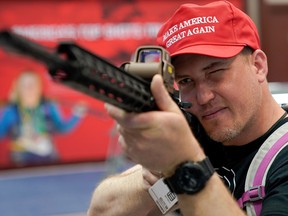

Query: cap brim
[170,45,245,58]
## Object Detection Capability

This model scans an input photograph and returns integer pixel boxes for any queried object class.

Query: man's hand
[88,165,158,216]
[105,74,205,175]
[142,167,162,190]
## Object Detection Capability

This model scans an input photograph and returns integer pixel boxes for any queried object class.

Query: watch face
[177,163,206,194]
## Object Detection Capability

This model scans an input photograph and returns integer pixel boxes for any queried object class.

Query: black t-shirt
[212,116,288,215]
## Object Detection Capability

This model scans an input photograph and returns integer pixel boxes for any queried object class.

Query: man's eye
[178,78,193,86]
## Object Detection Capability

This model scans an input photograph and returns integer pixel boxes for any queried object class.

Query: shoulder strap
[237,121,288,216]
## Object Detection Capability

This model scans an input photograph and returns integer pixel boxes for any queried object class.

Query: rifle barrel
[0,30,68,69]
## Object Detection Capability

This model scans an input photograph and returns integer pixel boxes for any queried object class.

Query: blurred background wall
[260,0,288,82]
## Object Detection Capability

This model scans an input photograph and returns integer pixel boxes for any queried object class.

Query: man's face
[174,51,262,146]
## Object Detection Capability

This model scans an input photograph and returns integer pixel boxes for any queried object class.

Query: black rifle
[0,31,155,112]
[0,30,196,123]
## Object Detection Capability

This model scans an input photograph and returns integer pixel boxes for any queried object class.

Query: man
[88,1,288,215]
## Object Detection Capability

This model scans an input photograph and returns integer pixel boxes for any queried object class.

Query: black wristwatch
[164,157,214,195]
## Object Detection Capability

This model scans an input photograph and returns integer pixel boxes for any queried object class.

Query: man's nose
[195,83,215,106]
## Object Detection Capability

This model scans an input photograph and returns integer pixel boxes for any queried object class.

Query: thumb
[151,74,182,114]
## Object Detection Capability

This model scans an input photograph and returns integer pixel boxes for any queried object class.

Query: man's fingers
[105,74,184,130]
[142,168,160,186]
[105,103,158,129]
[105,103,127,120]
[151,74,182,114]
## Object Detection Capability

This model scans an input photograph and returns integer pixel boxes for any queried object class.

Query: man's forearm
[87,165,157,216]
[178,174,246,216]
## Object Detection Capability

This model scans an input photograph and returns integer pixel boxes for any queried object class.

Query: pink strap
[237,185,265,208]
[238,131,288,215]
[253,132,288,215]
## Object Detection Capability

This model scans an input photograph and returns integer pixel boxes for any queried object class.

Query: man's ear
[251,49,268,83]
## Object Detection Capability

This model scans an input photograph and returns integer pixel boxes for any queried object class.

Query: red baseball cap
[157,1,260,58]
